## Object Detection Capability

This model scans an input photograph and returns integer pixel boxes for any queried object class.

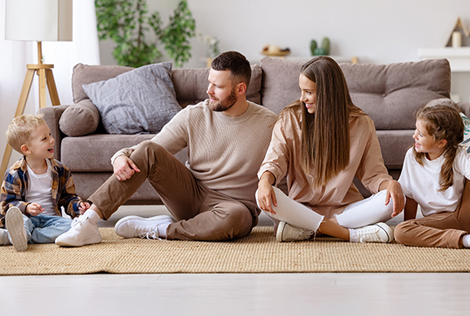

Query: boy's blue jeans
[22,214,72,244]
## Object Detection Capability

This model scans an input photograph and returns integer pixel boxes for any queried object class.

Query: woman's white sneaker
[351,222,393,243]
[55,215,102,247]
[276,221,314,242]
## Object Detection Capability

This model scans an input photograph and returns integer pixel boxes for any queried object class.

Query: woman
[256,56,404,243]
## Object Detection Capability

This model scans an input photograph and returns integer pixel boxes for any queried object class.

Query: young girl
[394,104,470,249]
[256,56,405,243]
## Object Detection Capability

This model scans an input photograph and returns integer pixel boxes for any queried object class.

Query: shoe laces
[139,230,160,240]
[356,226,380,243]
[296,228,313,239]
[71,216,89,229]
[132,223,160,240]
[282,223,313,241]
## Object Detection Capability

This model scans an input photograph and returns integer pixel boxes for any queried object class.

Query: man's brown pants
[89,141,258,241]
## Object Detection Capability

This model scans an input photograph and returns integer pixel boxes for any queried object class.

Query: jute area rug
[1,227,469,275]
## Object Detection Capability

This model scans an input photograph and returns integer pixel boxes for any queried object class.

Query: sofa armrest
[458,102,470,117]
[39,105,69,161]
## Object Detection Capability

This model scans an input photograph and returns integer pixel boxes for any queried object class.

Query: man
[55,51,278,246]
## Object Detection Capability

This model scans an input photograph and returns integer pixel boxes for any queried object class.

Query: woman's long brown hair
[280,56,364,188]
[414,105,464,191]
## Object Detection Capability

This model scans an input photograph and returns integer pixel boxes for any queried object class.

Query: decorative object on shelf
[95,0,196,68]
[261,44,290,57]
[310,37,330,55]
[321,37,330,55]
[3,0,73,176]
[446,17,470,47]
[310,40,317,56]
[453,31,462,48]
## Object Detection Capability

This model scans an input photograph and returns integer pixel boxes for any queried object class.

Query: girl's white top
[398,147,470,216]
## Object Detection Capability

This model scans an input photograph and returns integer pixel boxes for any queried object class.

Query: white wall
[101,0,470,101]
[0,0,100,167]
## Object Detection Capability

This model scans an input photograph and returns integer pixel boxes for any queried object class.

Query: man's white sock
[462,234,470,248]
[83,209,101,225]
[157,222,170,238]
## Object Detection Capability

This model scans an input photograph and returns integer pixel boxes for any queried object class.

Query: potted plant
[95,0,196,68]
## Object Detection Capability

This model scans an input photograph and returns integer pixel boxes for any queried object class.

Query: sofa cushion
[59,63,135,137]
[59,99,101,137]
[260,57,451,130]
[82,63,182,134]
[342,59,450,130]
[61,134,155,171]
[60,134,188,172]
[260,58,304,114]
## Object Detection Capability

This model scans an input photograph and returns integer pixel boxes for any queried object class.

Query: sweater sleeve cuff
[258,165,282,186]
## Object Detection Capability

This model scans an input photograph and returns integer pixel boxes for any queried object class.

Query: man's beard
[209,87,237,112]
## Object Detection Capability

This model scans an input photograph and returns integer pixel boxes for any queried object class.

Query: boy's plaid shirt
[0,157,83,228]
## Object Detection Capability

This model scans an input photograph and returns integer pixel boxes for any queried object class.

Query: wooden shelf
[418,47,470,72]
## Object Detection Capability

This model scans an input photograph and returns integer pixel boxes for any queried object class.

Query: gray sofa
[40,57,466,204]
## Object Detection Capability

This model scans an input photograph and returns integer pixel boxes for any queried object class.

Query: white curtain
[0,0,100,165]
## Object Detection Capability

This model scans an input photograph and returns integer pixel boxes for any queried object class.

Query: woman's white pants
[256,186,395,231]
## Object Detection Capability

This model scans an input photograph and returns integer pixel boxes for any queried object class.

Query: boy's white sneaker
[0,228,11,246]
[114,215,174,239]
[5,207,28,252]
[353,222,393,243]
[55,215,102,247]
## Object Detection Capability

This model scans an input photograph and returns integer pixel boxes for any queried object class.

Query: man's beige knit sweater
[112,100,277,204]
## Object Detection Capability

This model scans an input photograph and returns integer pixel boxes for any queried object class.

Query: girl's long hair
[280,56,364,188]
[414,105,464,191]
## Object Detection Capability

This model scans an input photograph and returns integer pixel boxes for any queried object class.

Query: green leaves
[95,0,195,68]
[161,0,196,67]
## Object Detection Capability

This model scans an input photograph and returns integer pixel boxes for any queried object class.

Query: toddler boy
[0,114,90,251]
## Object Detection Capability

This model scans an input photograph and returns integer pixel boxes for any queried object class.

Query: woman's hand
[113,155,141,181]
[257,172,277,214]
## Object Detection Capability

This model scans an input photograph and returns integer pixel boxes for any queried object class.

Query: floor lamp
[2,0,73,176]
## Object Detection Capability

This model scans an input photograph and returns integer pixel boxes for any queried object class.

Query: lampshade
[5,0,73,42]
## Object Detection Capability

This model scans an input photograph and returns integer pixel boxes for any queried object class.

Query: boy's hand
[78,201,91,215]
[26,203,44,216]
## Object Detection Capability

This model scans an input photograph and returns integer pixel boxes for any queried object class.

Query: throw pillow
[82,63,182,134]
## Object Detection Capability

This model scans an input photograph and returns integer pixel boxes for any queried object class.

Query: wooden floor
[1,206,469,316]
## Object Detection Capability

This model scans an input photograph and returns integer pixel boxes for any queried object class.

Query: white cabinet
[418,47,470,72]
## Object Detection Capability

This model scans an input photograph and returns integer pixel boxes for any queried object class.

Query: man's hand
[113,156,141,181]
[26,203,44,216]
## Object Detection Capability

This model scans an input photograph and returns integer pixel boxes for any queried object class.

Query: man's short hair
[6,114,46,153]
[211,51,251,87]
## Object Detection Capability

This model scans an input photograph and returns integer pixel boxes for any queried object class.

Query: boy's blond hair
[6,114,47,154]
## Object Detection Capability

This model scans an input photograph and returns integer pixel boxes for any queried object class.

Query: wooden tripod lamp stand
[2,0,73,176]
